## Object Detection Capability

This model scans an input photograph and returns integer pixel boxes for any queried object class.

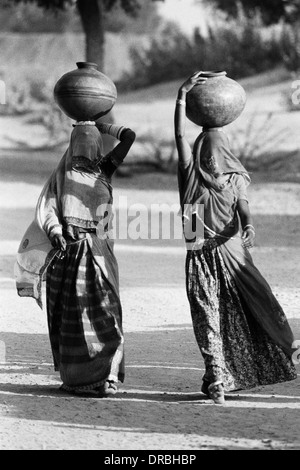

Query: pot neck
[200,71,226,78]
[76,62,98,70]
[202,127,224,132]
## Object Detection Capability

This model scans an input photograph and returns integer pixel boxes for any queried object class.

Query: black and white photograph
[0,0,300,453]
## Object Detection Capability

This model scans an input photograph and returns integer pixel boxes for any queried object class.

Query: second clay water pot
[186,71,246,128]
[54,62,117,121]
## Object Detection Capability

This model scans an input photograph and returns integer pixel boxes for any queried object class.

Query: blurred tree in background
[1,0,164,68]
[2,0,300,87]
[0,0,160,34]
[205,0,300,75]
[1,0,165,154]
[0,0,80,32]
[203,0,299,25]
[0,0,160,33]
[119,11,282,90]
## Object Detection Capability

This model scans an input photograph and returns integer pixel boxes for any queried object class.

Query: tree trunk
[77,0,116,156]
[77,0,105,69]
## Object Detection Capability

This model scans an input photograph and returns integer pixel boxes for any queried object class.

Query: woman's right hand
[179,71,207,94]
[51,234,67,251]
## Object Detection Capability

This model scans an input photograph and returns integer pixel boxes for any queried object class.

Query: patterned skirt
[46,238,124,392]
[186,239,297,391]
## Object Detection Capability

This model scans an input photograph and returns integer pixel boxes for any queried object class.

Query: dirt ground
[1,68,300,451]
[0,140,300,450]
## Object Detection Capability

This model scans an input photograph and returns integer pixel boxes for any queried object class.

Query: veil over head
[193,128,250,191]
[178,128,250,209]
[70,123,104,162]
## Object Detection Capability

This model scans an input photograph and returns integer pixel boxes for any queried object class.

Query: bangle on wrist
[176,99,186,106]
[243,224,255,234]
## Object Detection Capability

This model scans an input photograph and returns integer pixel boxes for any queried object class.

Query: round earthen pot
[54,62,117,121]
[186,71,246,128]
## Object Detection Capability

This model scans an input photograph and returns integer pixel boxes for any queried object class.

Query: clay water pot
[186,71,246,128]
[54,62,117,121]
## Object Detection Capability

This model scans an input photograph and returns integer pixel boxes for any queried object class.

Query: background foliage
[118,11,282,90]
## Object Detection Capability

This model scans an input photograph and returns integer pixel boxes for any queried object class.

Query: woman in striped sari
[174,72,298,404]
[16,121,135,397]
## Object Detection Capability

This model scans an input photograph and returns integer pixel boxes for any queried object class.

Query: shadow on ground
[0,326,299,448]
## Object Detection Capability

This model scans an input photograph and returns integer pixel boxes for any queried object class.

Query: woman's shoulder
[230,173,249,200]
[230,173,249,185]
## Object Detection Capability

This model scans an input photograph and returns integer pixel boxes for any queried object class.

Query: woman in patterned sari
[16,121,135,397]
[174,72,298,404]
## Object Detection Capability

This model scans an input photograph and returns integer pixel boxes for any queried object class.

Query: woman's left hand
[179,71,207,94]
[51,234,67,251]
[242,228,255,249]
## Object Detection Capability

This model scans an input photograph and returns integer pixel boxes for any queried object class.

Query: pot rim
[76,62,98,70]
[200,71,227,78]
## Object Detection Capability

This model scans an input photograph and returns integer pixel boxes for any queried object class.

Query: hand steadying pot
[186,70,246,128]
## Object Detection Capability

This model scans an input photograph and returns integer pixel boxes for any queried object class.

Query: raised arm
[96,122,136,176]
[174,72,207,167]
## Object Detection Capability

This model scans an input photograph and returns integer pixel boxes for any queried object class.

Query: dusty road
[0,162,300,450]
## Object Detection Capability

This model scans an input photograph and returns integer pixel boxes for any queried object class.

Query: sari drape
[179,129,297,389]
[15,124,125,390]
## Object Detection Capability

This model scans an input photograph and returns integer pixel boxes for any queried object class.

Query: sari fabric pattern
[15,124,125,392]
[179,129,297,390]
[47,237,124,390]
[186,240,297,390]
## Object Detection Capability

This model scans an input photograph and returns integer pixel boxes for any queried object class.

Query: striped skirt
[186,239,297,391]
[46,238,124,392]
